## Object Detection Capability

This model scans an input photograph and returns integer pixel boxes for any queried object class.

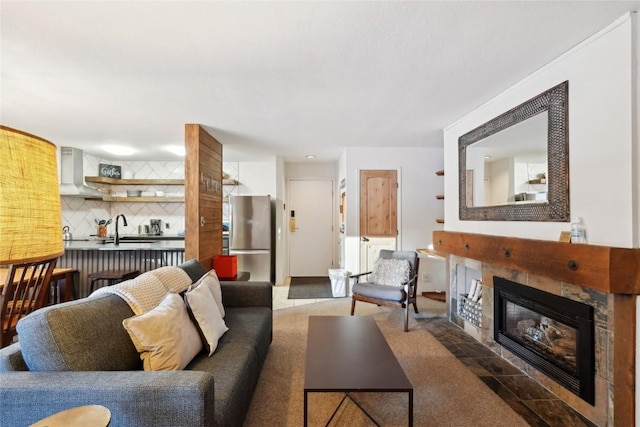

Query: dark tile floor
[419,317,598,427]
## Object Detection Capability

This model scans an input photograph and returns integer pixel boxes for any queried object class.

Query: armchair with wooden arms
[350,250,419,332]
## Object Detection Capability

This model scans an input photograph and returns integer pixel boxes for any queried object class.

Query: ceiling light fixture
[102,145,136,156]
[305,155,316,159]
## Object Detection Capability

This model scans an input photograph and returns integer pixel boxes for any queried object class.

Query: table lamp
[0,126,64,346]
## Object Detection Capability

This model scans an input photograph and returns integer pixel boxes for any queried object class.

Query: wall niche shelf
[435,170,444,224]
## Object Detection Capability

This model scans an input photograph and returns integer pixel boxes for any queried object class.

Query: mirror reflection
[466,113,548,207]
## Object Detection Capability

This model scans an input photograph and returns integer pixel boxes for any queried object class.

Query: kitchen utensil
[62,226,72,241]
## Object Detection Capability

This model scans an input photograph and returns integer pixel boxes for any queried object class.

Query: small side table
[30,405,111,427]
[219,271,250,281]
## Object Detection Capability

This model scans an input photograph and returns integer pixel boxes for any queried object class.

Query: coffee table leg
[304,390,308,427]
[408,389,413,427]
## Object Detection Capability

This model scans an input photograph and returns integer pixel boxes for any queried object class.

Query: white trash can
[328,269,350,297]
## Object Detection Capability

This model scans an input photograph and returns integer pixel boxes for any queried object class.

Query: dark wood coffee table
[304,316,413,426]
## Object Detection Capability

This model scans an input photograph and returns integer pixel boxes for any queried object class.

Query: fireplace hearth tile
[473,356,524,376]
[526,273,562,295]
[494,375,556,400]
[594,326,608,379]
[561,284,607,329]
[456,342,496,358]
[524,399,598,427]
[478,376,520,400]
[458,357,493,377]
[421,317,601,426]
[482,264,525,287]
[503,400,551,427]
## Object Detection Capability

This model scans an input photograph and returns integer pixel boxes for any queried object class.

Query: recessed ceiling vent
[59,147,103,197]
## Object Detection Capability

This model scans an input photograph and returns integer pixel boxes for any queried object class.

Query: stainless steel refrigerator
[228,195,273,282]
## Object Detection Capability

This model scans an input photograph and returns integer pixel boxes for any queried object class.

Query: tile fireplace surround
[432,231,640,427]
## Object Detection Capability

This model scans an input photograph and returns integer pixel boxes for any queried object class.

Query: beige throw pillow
[192,269,225,318]
[123,292,202,371]
[185,281,228,356]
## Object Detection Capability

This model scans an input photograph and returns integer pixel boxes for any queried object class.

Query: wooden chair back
[1,258,57,348]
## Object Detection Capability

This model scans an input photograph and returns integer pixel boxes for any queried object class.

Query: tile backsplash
[60,153,186,237]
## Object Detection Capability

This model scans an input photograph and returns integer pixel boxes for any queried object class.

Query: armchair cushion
[369,258,411,287]
[352,282,406,302]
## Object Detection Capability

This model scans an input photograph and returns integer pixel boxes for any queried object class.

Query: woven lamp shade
[0,126,64,265]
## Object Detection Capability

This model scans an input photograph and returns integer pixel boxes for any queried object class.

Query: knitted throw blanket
[91,266,193,315]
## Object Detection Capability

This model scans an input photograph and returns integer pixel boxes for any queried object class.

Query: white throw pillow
[123,292,203,371]
[185,282,229,356]
[191,269,225,318]
[369,258,411,287]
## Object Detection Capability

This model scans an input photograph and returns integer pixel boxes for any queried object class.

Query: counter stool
[88,269,140,293]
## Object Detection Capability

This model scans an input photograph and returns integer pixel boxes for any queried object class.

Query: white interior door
[288,179,334,276]
[360,237,397,273]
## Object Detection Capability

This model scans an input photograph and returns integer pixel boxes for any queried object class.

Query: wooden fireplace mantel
[433,231,640,295]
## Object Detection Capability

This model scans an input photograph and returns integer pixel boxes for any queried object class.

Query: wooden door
[359,170,398,271]
[360,170,397,237]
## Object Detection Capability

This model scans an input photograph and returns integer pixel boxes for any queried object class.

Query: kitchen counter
[58,240,186,297]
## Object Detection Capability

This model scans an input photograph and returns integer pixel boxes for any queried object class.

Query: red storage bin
[213,255,237,279]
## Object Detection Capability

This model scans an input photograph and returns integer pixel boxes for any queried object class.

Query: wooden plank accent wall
[184,124,223,268]
[433,231,640,294]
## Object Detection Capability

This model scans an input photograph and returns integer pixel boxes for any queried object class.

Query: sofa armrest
[220,281,272,309]
[0,371,215,427]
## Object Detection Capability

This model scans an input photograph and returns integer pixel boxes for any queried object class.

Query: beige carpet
[243,296,528,426]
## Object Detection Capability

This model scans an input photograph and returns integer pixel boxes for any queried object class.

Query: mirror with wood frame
[458,81,569,221]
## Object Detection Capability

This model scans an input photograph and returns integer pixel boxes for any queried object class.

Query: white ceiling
[1,1,638,162]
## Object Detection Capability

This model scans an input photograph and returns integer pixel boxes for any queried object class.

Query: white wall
[443,14,636,248]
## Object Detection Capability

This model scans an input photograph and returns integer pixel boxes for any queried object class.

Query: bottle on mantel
[570,217,587,244]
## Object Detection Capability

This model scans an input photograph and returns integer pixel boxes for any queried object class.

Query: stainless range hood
[59,147,104,197]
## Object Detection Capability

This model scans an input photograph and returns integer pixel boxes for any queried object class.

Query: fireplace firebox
[493,276,595,404]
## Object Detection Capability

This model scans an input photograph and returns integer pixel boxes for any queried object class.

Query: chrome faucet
[114,214,128,245]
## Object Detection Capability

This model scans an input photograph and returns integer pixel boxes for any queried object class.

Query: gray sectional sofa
[0,259,272,427]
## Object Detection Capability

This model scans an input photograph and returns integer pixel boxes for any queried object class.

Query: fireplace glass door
[494,276,594,404]
[504,300,577,375]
